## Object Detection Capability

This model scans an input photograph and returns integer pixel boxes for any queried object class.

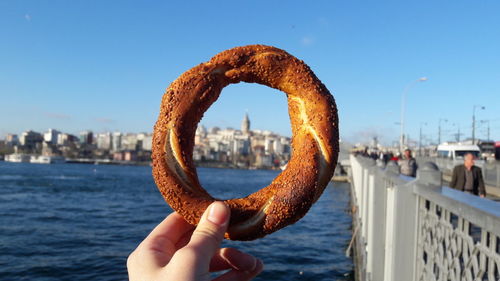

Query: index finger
[140,212,195,255]
[128,212,195,274]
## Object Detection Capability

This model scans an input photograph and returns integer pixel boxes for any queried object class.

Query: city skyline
[2,106,496,147]
[2,112,293,169]
[1,1,500,144]
[0,111,283,139]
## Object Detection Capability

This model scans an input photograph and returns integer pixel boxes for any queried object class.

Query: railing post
[384,162,442,281]
[382,161,399,281]
[365,161,380,279]
[385,160,399,174]
[365,160,389,281]
[413,162,442,281]
[361,158,375,242]
[349,155,374,281]
[416,162,442,187]
[350,155,363,207]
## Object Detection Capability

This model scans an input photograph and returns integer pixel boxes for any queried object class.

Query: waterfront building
[233,136,250,155]
[5,134,19,146]
[20,130,43,146]
[41,141,60,156]
[112,132,122,151]
[112,151,124,161]
[121,133,139,151]
[264,137,275,154]
[96,132,112,150]
[79,131,94,145]
[19,130,44,152]
[44,129,60,144]
[195,125,207,145]
[123,150,137,161]
[141,134,152,151]
[57,133,78,146]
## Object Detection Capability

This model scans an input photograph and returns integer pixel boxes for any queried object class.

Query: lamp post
[451,123,462,142]
[438,118,448,145]
[448,122,458,142]
[480,120,490,140]
[400,77,428,153]
[472,105,485,144]
[419,122,427,156]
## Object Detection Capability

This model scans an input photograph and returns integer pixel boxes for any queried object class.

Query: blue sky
[1,1,499,145]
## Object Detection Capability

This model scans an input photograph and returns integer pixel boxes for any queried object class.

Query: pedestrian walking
[450,153,486,197]
[398,149,417,177]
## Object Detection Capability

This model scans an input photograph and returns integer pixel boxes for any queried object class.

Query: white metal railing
[349,155,500,281]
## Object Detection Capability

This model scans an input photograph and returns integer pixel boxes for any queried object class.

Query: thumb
[185,201,230,265]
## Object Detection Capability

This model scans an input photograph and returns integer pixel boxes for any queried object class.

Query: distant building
[41,141,60,156]
[79,131,94,145]
[96,132,112,150]
[122,133,139,151]
[19,130,43,147]
[195,125,207,145]
[5,134,19,146]
[112,132,122,151]
[264,137,275,154]
[112,150,137,161]
[141,134,152,151]
[57,133,78,146]
[241,112,250,135]
[233,137,250,155]
[44,129,60,144]
[255,153,273,168]
[209,127,220,135]
[113,151,124,161]
[124,150,137,161]
[136,133,150,151]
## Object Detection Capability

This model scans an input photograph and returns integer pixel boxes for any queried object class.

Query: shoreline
[0,158,281,171]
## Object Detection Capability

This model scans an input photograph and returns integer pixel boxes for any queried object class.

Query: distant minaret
[241,111,250,134]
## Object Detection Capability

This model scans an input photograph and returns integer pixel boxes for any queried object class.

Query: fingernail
[243,258,263,274]
[207,202,229,226]
[234,253,257,271]
[246,255,258,271]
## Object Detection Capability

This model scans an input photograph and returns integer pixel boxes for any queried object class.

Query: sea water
[0,162,353,280]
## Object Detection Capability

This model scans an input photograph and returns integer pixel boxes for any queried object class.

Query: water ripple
[0,162,353,280]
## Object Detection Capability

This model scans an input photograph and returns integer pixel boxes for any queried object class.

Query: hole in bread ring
[152,45,339,240]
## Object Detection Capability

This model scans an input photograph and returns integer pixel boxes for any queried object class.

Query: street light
[400,77,428,152]
[472,105,485,144]
[449,123,462,142]
[438,118,448,145]
[419,122,427,156]
[456,123,461,142]
[480,120,490,140]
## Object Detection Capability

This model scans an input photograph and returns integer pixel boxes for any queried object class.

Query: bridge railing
[349,155,500,281]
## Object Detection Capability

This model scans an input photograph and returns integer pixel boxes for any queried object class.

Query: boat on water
[5,154,31,163]
[29,155,66,164]
[4,154,66,164]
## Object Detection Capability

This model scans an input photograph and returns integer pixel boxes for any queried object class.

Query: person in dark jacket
[399,149,417,177]
[450,153,486,197]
